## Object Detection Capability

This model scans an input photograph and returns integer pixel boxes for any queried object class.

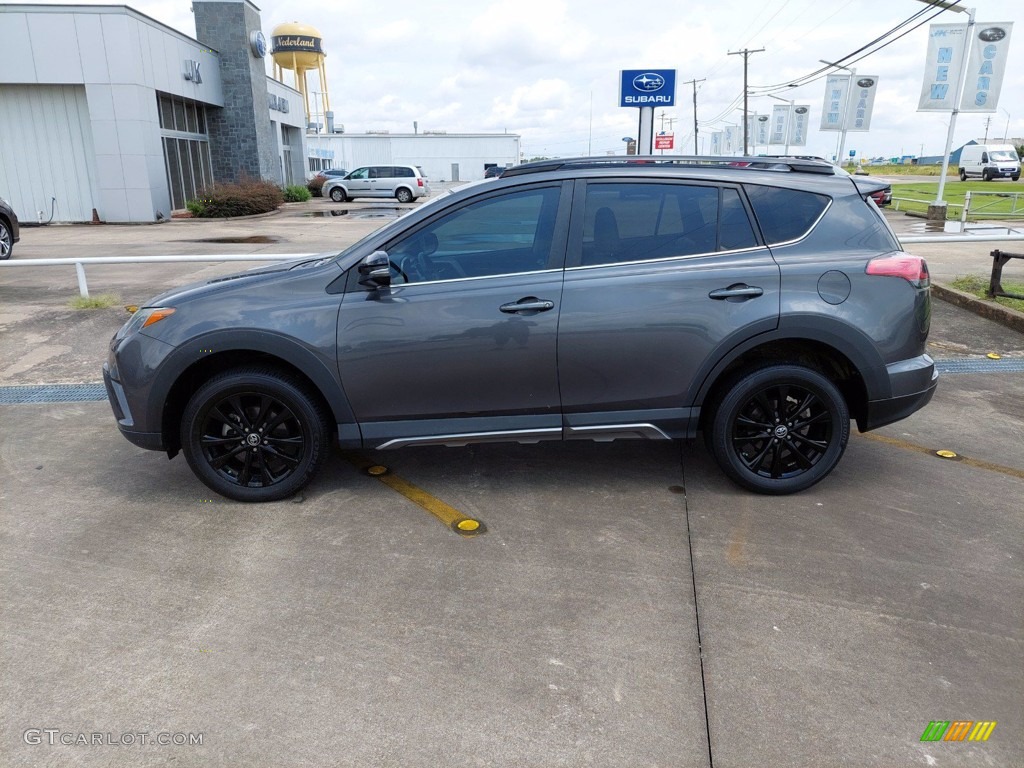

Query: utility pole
[728,47,764,155]
[983,116,991,142]
[681,77,705,154]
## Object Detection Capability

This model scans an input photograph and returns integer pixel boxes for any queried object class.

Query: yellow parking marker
[343,452,486,536]
[935,450,959,459]
[986,353,1002,360]
[858,433,1024,480]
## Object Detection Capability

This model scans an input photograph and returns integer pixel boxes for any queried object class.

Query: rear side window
[580,182,757,266]
[395,167,415,177]
[745,185,829,244]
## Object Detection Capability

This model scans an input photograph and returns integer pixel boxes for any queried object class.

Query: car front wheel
[330,187,347,202]
[0,219,12,260]
[180,368,331,502]
[708,365,850,494]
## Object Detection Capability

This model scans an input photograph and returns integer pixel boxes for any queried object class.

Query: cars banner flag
[754,114,770,146]
[846,77,878,131]
[788,105,811,145]
[710,131,722,154]
[918,23,969,111]
[820,74,851,131]
[770,105,791,145]
[959,22,1013,112]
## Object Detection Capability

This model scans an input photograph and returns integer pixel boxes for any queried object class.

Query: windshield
[990,150,1019,162]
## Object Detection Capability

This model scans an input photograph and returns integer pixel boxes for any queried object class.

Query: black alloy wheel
[709,365,849,494]
[0,220,12,260]
[181,369,330,502]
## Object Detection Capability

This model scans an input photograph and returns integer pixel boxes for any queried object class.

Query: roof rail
[501,154,838,178]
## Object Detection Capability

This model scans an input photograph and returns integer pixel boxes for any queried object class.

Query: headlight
[116,307,175,341]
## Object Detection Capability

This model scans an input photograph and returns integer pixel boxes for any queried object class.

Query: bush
[307,175,326,197]
[186,178,284,217]
[284,184,312,202]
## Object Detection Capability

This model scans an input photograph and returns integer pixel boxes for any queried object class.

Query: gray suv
[323,164,430,203]
[104,156,936,501]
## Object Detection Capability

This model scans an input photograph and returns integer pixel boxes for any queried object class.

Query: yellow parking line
[342,452,486,536]
[858,432,1024,481]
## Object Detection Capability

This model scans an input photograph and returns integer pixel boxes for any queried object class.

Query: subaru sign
[620,69,676,107]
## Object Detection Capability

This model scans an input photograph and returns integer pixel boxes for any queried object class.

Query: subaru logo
[856,78,876,88]
[757,115,768,122]
[978,27,1006,42]
[633,73,665,92]
[795,106,808,114]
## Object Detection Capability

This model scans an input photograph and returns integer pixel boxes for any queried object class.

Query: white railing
[0,253,316,297]
[2,235,1024,299]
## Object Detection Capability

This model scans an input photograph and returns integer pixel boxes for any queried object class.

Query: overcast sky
[13,0,1024,161]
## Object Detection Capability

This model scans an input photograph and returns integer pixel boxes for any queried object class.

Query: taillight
[866,254,929,286]
[417,178,424,187]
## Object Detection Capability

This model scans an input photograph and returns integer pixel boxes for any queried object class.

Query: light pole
[820,59,853,166]
[1002,108,1012,142]
[766,94,795,155]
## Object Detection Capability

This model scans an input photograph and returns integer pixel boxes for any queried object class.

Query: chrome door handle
[708,285,764,300]
[499,297,555,314]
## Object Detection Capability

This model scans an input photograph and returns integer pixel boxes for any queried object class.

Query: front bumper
[861,354,938,431]
[103,361,164,451]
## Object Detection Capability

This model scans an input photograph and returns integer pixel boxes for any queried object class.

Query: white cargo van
[958,144,1021,181]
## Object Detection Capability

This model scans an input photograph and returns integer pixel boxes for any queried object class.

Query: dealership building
[0,3,522,224]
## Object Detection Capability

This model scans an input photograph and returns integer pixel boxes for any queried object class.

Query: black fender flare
[687,314,890,407]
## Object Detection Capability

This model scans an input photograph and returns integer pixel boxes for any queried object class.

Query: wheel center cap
[774,425,789,438]
[246,433,261,446]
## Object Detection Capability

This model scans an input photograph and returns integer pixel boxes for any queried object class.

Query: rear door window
[577,182,758,267]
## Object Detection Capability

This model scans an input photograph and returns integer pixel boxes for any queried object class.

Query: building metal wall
[0,5,223,223]
[0,85,99,223]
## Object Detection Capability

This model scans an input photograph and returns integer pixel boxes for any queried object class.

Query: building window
[157,93,213,210]
[308,157,333,173]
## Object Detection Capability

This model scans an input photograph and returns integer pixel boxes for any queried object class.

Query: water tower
[271,22,331,130]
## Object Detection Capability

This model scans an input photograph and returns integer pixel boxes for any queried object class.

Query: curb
[931,281,1024,335]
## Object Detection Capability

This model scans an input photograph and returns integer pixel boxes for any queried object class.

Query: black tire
[707,364,850,494]
[1013,175,1020,182]
[0,219,12,260]
[180,368,331,502]
[330,187,347,202]
[983,169,993,181]
[395,188,414,204]
[958,168,967,181]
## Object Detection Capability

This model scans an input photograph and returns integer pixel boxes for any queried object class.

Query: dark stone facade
[193,0,277,184]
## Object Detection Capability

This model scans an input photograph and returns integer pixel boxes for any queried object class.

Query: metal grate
[933,358,1024,375]
[0,383,107,405]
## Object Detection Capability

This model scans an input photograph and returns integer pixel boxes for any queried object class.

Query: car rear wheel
[708,365,850,494]
[0,220,12,260]
[180,368,331,502]
[330,187,347,202]
[959,168,967,181]
[395,188,414,203]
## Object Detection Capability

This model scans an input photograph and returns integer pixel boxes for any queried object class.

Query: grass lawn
[888,180,1024,219]
[949,275,1024,313]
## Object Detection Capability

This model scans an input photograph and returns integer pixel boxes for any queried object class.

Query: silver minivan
[324,165,431,203]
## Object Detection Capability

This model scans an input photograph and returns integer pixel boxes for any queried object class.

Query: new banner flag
[723,125,738,154]
[959,23,1013,112]
[918,23,969,111]
[711,132,722,154]
[821,74,851,131]
[770,104,791,145]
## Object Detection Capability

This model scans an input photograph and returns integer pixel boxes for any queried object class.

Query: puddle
[186,235,280,244]
[304,208,405,220]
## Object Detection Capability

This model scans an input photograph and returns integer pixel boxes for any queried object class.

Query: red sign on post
[655,132,674,150]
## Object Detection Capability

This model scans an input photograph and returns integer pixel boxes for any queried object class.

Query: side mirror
[358,250,391,289]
